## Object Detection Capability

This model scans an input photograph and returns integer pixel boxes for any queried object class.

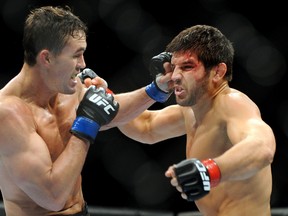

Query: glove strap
[145,81,171,103]
[71,116,100,144]
[202,159,221,188]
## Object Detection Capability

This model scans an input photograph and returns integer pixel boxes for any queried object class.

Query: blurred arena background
[1,0,288,215]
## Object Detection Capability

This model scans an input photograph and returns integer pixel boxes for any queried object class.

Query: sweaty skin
[0,5,166,215]
[118,52,275,216]
[0,35,89,215]
[0,35,157,216]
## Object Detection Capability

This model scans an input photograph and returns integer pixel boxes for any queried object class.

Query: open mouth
[174,86,185,96]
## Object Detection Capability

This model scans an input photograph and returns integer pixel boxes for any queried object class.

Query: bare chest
[185,115,231,159]
[32,104,76,161]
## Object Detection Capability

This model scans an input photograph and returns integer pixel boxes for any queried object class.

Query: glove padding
[149,52,172,77]
[78,68,97,83]
[145,52,172,102]
[71,86,119,144]
[174,159,211,201]
[78,68,113,94]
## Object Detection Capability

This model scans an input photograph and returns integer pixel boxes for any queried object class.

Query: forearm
[26,136,89,211]
[49,136,89,198]
[102,87,155,129]
[117,105,186,143]
[117,120,154,144]
[13,136,88,211]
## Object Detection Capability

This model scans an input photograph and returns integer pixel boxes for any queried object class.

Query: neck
[192,81,229,122]
[211,82,229,99]
[17,63,58,108]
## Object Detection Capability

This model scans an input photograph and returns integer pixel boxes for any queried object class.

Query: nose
[171,68,182,82]
[78,55,86,69]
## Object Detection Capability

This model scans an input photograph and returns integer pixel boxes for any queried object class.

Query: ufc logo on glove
[71,85,119,144]
[89,93,116,114]
[195,160,211,191]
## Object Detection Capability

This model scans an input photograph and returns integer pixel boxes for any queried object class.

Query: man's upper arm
[224,93,274,147]
[0,98,52,196]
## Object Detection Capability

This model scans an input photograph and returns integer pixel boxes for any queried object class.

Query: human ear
[39,50,50,65]
[214,63,227,80]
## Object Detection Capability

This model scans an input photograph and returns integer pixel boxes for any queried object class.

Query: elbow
[138,133,165,145]
[48,204,65,212]
[143,140,158,145]
[266,146,275,165]
[265,129,276,165]
[262,139,276,166]
[37,195,67,211]
[44,200,66,212]
[134,137,157,145]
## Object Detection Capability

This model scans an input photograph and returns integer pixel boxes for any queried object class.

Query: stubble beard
[177,76,209,107]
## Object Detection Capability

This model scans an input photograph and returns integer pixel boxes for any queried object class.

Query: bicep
[0,104,52,198]
[216,96,276,181]
[225,97,275,150]
[3,133,51,187]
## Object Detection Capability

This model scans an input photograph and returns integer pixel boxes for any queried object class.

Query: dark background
[1,0,288,214]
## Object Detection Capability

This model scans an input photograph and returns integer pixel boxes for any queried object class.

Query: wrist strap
[71,116,100,144]
[202,159,221,188]
[145,81,171,103]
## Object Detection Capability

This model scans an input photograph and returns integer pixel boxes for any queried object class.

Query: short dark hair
[166,25,234,81]
[23,5,88,66]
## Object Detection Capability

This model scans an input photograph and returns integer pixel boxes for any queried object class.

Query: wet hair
[23,5,88,66]
[165,25,234,81]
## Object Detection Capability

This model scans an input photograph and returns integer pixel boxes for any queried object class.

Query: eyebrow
[74,47,86,54]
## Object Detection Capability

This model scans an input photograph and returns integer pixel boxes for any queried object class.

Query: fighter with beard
[117,25,276,216]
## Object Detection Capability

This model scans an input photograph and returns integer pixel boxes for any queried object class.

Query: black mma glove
[174,158,221,201]
[70,86,119,144]
[78,68,97,83]
[149,52,172,77]
[145,52,173,103]
[78,68,114,94]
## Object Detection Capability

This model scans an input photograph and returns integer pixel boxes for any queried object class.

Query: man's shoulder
[0,95,30,119]
[215,88,259,117]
